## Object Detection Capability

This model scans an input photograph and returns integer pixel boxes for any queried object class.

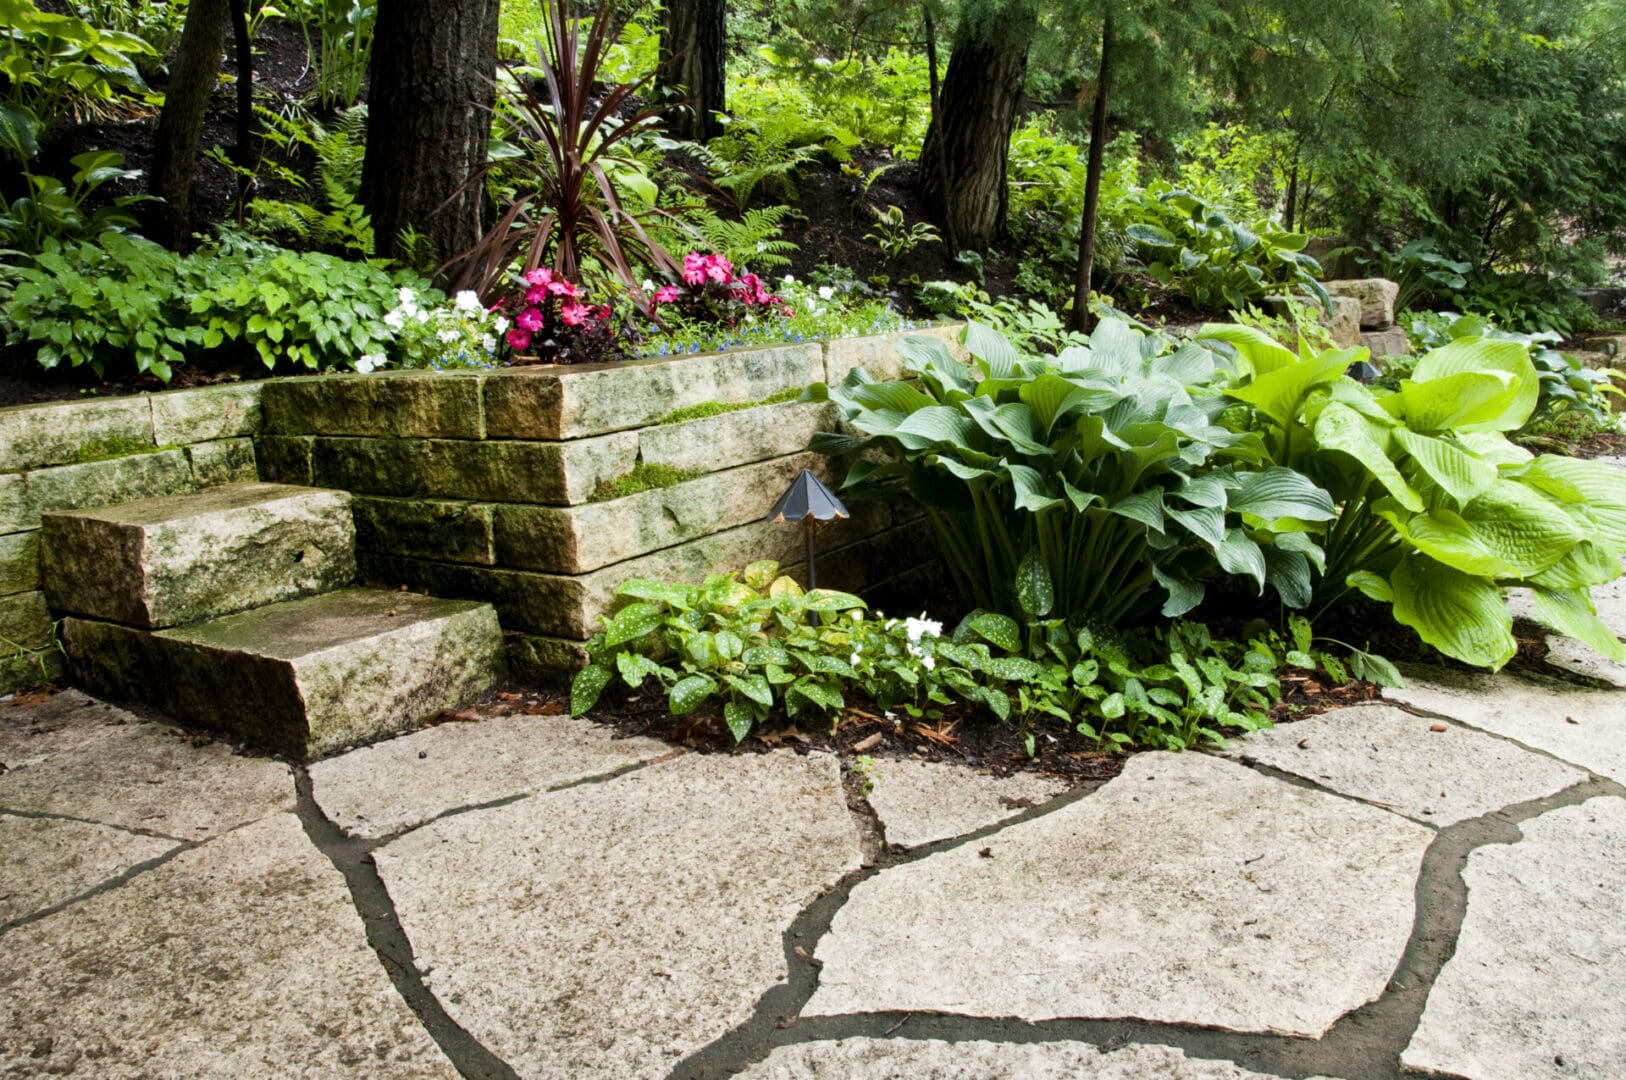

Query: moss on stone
[659,385,806,426]
[72,437,172,464]
[590,462,703,503]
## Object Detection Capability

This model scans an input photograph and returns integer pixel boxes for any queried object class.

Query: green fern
[244,106,373,256]
[689,111,858,210]
[689,205,802,272]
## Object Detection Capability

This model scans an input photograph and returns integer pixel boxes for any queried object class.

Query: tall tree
[1070,12,1112,331]
[659,0,726,140]
[917,0,1037,250]
[360,0,499,272]
[148,0,231,246]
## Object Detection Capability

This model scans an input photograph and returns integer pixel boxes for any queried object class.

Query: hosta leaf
[1457,480,1581,578]
[1109,490,1166,532]
[1394,428,1498,505]
[1166,504,1226,549]
[1275,529,1327,572]
[1227,349,1352,426]
[603,602,662,647]
[570,664,613,716]
[1087,317,1143,375]
[1394,370,1515,433]
[1153,565,1204,617]
[1264,546,1313,609]
[1173,472,1233,509]
[853,380,936,415]
[1314,402,1422,511]
[1529,587,1626,663]
[1020,373,1109,437]
[1006,464,1063,513]
[1015,549,1054,619]
[1228,466,1336,522]
[970,612,1022,653]
[1195,323,1296,375]
[668,673,717,715]
[1382,506,1514,578]
[1520,455,1626,551]
[1215,528,1266,590]
[888,405,980,450]
[1390,555,1515,669]
[1347,570,1394,603]
[1529,542,1621,590]
[1151,342,1216,386]
[1456,430,1532,467]
[1411,337,1539,432]
[964,321,1021,379]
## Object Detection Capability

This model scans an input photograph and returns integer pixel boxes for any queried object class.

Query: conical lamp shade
[767,469,849,523]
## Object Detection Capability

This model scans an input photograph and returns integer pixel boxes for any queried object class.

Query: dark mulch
[1567,428,1626,459]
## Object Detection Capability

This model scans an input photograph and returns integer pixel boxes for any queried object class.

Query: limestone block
[352,495,496,565]
[42,483,356,629]
[506,633,588,676]
[262,371,487,438]
[824,324,966,385]
[186,437,258,486]
[0,449,196,532]
[1324,278,1401,329]
[638,402,836,475]
[483,343,823,439]
[254,434,315,485]
[1361,327,1412,359]
[492,453,825,573]
[1590,334,1626,359]
[0,530,41,596]
[148,382,263,445]
[64,589,506,758]
[309,433,639,506]
[1570,350,1612,371]
[0,590,53,650]
[0,396,153,473]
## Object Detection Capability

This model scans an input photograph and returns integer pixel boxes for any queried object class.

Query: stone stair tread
[42,481,356,629]
[163,587,475,657]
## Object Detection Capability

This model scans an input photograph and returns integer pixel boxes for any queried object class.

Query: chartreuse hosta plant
[1205,324,1626,669]
[806,320,1337,625]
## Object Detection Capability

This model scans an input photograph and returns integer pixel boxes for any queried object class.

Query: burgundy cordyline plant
[446,0,682,305]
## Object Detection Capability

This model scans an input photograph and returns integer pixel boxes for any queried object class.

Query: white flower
[396,286,418,306]
[921,654,936,671]
[383,309,406,330]
[642,279,656,293]
[817,285,835,300]
[453,290,482,313]
[480,334,497,352]
[884,710,896,721]
[850,652,861,666]
[904,615,942,643]
[356,353,385,373]
[783,274,797,285]
[414,308,431,323]
[437,328,460,344]
[493,315,510,334]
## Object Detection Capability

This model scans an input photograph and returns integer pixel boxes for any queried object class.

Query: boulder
[1324,278,1401,329]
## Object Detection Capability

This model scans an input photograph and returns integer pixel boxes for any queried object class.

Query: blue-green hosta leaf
[1060,478,1099,512]
[1153,564,1204,617]
[1273,529,1327,572]
[1393,428,1498,505]
[1263,547,1313,609]
[1412,337,1539,433]
[1529,587,1626,663]
[1173,472,1234,509]
[889,405,980,450]
[1109,490,1166,532]
[970,611,1022,652]
[1195,323,1296,375]
[668,673,717,715]
[1004,464,1063,513]
[1150,342,1216,386]
[570,664,613,716]
[851,380,936,415]
[1015,549,1054,619]
[1390,555,1515,669]
[1125,222,1178,247]
[723,700,756,744]
[1529,542,1622,590]
[933,456,994,481]
[1314,402,1422,511]
[0,103,40,162]
[964,321,1021,379]
[603,602,663,647]
[1087,317,1143,376]
[1394,370,1516,433]
[1215,528,1266,590]
[1020,373,1111,437]
[898,334,975,392]
[1227,349,1353,427]
[1228,467,1336,522]
[1520,455,1626,551]
[1166,504,1226,549]
[616,651,663,688]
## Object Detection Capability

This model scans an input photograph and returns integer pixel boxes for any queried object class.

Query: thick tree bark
[917,1,1036,251]
[1071,13,1114,332]
[659,0,726,141]
[149,0,231,246]
[229,0,256,219]
[922,2,956,254]
[361,0,499,273]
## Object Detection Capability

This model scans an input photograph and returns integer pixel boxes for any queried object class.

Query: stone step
[41,482,356,629]
[63,588,505,758]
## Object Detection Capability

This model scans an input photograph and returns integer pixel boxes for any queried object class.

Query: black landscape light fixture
[1347,359,1382,384]
[768,469,848,590]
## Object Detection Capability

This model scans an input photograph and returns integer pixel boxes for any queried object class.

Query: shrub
[808,320,1336,625]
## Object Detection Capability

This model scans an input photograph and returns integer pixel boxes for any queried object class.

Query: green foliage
[808,320,1335,625]
[688,112,849,211]
[1120,183,1327,314]
[1207,324,1626,669]
[72,0,187,72]
[685,204,801,273]
[1452,270,1586,337]
[863,204,941,261]
[733,44,929,160]
[289,0,375,110]
[0,0,154,133]
[0,149,150,259]
[1227,300,1335,353]
[590,463,704,502]
[1354,239,1470,315]
[239,106,373,255]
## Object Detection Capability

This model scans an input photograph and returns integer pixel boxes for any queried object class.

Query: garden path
[3,611,1624,1078]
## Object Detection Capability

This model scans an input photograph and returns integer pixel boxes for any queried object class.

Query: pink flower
[507,328,532,350]
[547,279,579,298]
[705,255,732,284]
[516,307,543,331]
[653,285,680,304]
[559,302,591,326]
[525,285,548,305]
[524,268,554,286]
[683,252,707,286]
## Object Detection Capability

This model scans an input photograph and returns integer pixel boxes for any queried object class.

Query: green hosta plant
[1207,324,1626,669]
[807,320,1337,625]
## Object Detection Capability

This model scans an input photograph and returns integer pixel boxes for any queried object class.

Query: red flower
[507,328,532,350]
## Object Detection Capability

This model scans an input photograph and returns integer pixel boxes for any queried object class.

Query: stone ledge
[0,530,42,597]
[187,438,258,487]
[307,433,639,506]
[0,397,154,475]
[149,383,263,445]
[353,495,496,566]
[0,450,198,533]
[638,401,835,475]
[824,324,967,385]
[261,372,487,439]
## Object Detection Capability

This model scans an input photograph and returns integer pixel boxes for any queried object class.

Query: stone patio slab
[308,714,672,839]
[1385,668,1626,781]
[739,1039,1329,1079]
[375,751,862,1079]
[0,690,293,840]
[1402,796,1626,1080]
[862,757,1070,849]
[1224,703,1586,824]
[0,813,176,925]
[0,813,457,1078]
[1541,634,1626,687]
[806,752,1433,1037]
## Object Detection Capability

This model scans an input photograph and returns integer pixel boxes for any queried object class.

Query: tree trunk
[1070,13,1113,332]
[917,1,1036,251]
[360,0,499,273]
[229,0,256,221]
[660,0,725,141]
[1284,160,1299,232]
[922,2,956,254]
[149,0,231,246]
